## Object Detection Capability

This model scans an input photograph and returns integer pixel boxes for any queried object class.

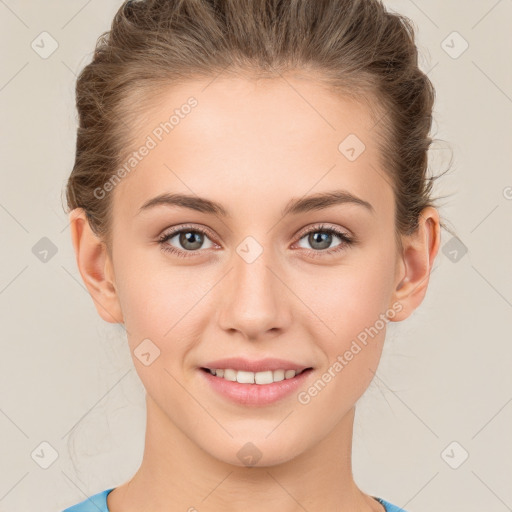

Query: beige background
[0,1,511,511]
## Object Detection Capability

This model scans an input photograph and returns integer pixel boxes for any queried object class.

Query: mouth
[198,366,315,407]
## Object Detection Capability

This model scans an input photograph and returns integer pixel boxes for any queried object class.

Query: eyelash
[158,223,354,259]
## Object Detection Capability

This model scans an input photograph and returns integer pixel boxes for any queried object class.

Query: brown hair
[65,0,454,252]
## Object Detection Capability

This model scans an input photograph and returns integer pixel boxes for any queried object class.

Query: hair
[64,0,455,253]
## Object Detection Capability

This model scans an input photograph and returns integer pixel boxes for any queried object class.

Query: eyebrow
[137,190,375,218]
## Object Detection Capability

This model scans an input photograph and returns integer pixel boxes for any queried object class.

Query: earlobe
[68,208,124,324]
[389,207,441,322]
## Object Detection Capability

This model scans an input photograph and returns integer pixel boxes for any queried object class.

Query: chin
[204,435,305,469]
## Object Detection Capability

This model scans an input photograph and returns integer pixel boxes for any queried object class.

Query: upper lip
[201,357,313,373]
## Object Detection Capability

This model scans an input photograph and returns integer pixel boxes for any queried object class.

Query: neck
[108,395,382,512]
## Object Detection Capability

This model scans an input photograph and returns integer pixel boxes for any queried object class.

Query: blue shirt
[62,488,408,511]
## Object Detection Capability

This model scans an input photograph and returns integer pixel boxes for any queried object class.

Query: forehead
[112,74,393,222]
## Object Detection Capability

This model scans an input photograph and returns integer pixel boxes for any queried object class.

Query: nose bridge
[233,239,279,309]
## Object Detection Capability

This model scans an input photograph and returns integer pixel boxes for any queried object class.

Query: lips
[199,364,314,406]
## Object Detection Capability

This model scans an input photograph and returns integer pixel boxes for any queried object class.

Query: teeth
[208,368,302,384]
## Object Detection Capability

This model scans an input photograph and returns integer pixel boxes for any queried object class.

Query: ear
[388,206,441,322]
[68,208,124,324]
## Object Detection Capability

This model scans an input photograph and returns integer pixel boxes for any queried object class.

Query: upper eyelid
[295,223,351,239]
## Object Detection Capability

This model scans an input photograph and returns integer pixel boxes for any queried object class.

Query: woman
[63,0,449,510]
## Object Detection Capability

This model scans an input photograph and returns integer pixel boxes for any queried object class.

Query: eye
[294,223,354,257]
[158,223,354,259]
[158,224,216,258]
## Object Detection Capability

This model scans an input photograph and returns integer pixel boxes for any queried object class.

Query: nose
[216,246,292,341]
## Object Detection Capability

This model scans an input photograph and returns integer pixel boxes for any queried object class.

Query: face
[106,74,404,466]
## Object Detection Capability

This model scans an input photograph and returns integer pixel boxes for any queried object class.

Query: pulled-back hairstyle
[65,0,453,252]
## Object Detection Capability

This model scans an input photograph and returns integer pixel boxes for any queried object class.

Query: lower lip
[199,368,314,407]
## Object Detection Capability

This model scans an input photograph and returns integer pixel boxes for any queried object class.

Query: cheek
[114,251,212,343]
[298,251,396,342]
[297,260,394,406]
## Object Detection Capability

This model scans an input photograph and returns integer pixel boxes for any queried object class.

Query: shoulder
[61,488,115,512]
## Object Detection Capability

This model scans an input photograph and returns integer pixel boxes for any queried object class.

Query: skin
[69,72,440,512]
